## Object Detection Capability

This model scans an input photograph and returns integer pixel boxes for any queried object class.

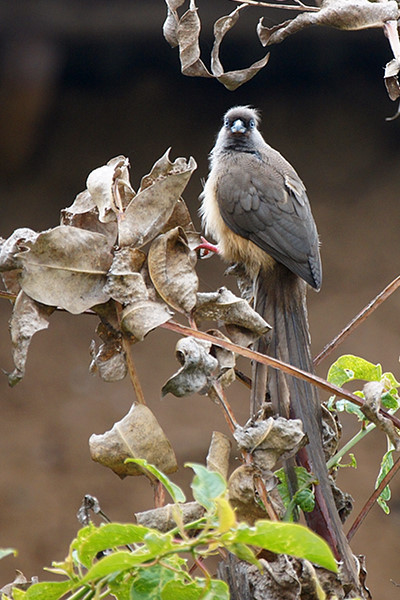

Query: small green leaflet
[125,458,186,503]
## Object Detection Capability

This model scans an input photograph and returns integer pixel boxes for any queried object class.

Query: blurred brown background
[1,1,400,597]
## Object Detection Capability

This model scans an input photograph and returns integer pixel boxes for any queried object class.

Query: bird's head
[212,106,263,155]
[223,106,260,137]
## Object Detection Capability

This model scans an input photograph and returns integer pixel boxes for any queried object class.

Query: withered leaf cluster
[163,0,270,90]
[0,150,270,478]
[163,0,400,106]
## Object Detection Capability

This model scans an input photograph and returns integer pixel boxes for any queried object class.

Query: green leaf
[81,550,155,584]
[143,531,174,554]
[22,580,75,600]
[381,392,399,411]
[376,449,395,514]
[234,521,337,572]
[186,463,226,511]
[0,548,17,560]
[161,579,203,600]
[334,398,365,421]
[197,579,230,600]
[130,564,178,599]
[275,467,315,515]
[327,355,382,387]
[225,542,260,567]
[77,523,150,568]
[125,458,186,503]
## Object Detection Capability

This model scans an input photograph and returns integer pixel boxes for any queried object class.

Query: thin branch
[230,0,320,11]
[161,320,400,429]
[346,453,400,542]
[314,275,400,366]
[115,303,146,405]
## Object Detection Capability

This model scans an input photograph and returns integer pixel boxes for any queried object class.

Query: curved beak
[230,119,246,134]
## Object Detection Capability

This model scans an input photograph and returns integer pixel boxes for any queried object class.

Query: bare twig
[347,454,400,542]
[314,275,400,366]
[161,320,400,429]
[115,303,146,405]
[230,0,319,11]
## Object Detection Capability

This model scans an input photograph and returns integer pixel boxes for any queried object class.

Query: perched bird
[200,106,357,583]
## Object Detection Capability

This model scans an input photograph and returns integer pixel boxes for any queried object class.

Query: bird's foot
[195,236,220,259]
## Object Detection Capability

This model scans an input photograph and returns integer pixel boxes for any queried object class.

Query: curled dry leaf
[8,291,53,386]
[17,225,113,314]
[211,6,270,91]
[148,227,198,314]
[384,58,400,101]
[257,0,399,47]
[361,381,400,450]
[118,149,197,248]
[234,416,305,470]
[194,287,271,336]
[162,336,218,397]
[207,328,236,389]
[161,197,195,234]
[86,155,133,223]
[0,228,38,272]
[228,464,273,524]
[89,323,127,383]
[206,431,232,480]
[89,403,178,478]
[163,0,270,90]
[104,247,148,305]
[121,299,173,342]
[61,189,118,247]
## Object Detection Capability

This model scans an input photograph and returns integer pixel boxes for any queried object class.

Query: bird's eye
[224,117,230,128]
[249,119,255,129]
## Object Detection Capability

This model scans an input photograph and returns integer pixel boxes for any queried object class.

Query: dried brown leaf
[0,228,38,272]
[0,571,38,597]
[257,0,399,47]
[228,465,271,524]
[104,248,148,305]
[61,189,118,246]
[86,155,133,223]
[89,323,127,383]
[194,287,271,335]
[163,0,188,47]
[174,0,213,78]
[8,291,53,386]
[207,328,236,389]
[89,403,178,478]
[17,225,113,314]
[234,416,305,470]
[162,336,218,397]
[121,299,173,341]
[161,197,195,233]
[385,58,400,100]
[211,6,270,91]
[362,381,400,450]
[206,431,232,480]
[148,227,198,314]
[118,150,197,248]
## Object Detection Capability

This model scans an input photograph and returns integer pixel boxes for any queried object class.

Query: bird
[200,106,358,584]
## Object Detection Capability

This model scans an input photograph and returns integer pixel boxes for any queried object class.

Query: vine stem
[347,453,400,542]
[161,320,400,429]
[314,275,400,366]
[326,422,375,471]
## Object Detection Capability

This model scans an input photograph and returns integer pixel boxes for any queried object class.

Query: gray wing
[216,151,322,289]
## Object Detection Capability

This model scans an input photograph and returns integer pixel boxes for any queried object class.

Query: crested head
[211,105,265,158]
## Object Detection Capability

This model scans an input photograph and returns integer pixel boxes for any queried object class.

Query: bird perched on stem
[200,106,358,585]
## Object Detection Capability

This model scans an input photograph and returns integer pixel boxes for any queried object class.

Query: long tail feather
[251,264,358,585]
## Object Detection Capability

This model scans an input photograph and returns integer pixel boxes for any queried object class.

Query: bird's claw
[195,237,220,259]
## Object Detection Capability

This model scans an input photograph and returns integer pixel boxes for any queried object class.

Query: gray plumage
[200,106,358,587]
